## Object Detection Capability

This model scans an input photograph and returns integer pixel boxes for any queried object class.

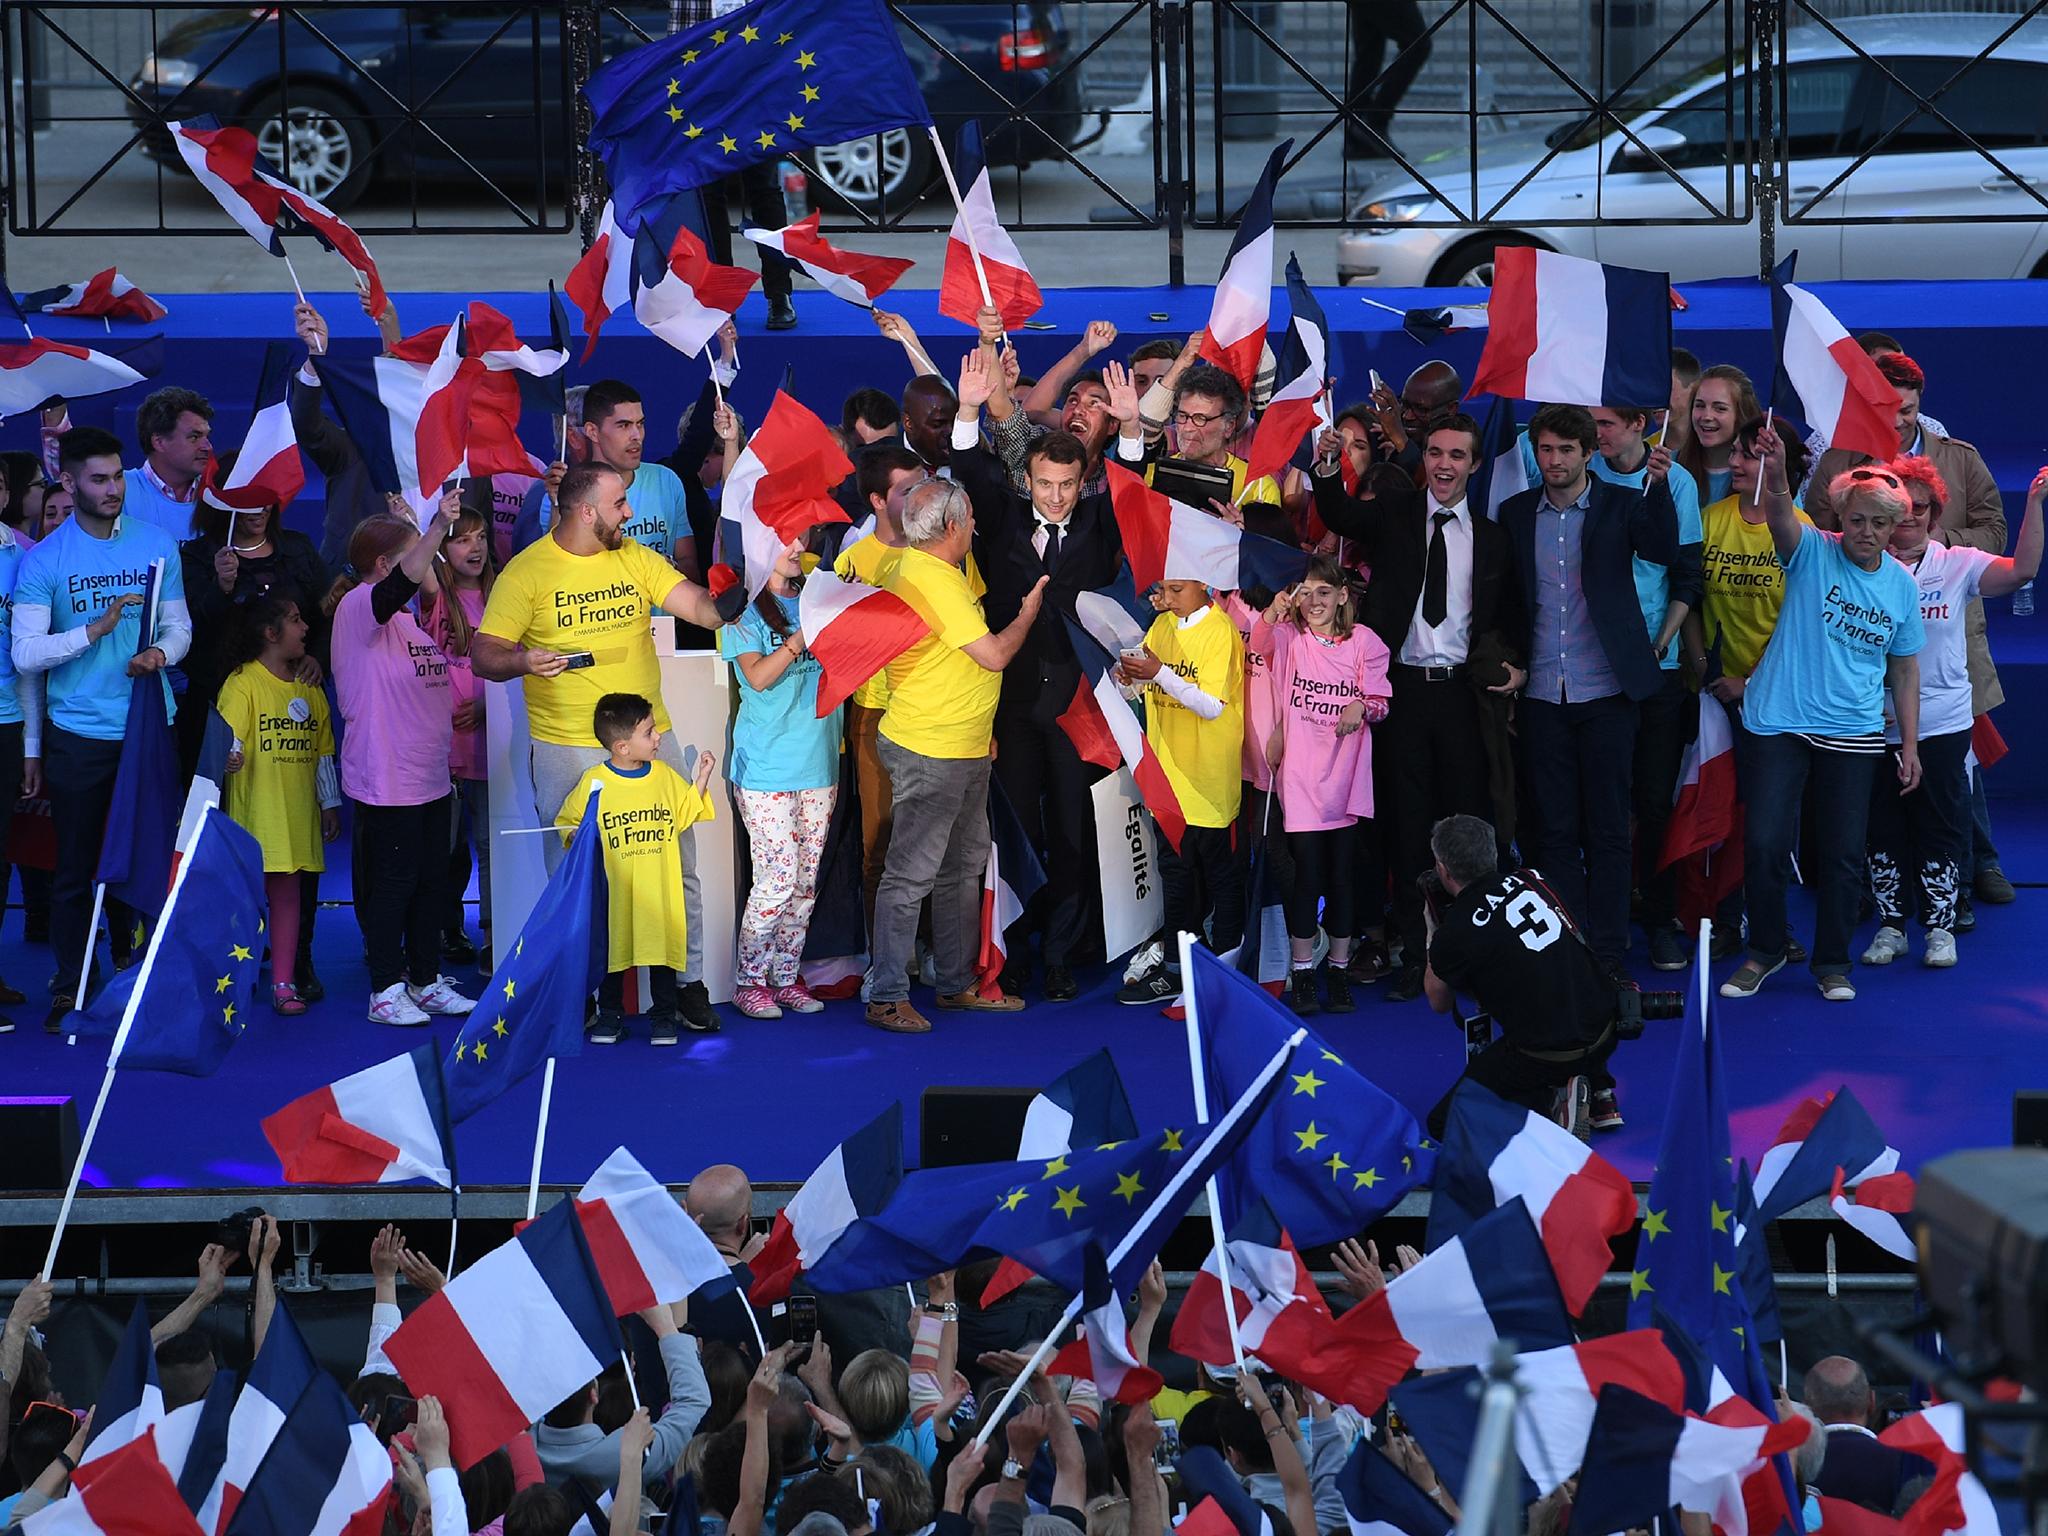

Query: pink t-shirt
[332,581,454,807]
[444,586,486,781]
[1259,618,1392,832]
[1224,593,1280,793]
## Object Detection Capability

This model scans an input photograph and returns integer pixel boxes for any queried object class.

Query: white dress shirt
[1401,495,1475,667]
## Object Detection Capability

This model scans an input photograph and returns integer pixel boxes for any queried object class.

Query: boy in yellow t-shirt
[1113,578,1246,1006]
[557,692,717,1047]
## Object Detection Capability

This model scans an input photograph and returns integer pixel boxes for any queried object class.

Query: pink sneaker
[773,981,824,1014]
[734,985,782,1020]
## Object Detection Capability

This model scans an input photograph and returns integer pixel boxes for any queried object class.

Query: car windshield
[1542,54,1733,151]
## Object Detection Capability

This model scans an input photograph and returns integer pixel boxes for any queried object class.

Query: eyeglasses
[1171,409,1231,429]
[1847,467,1903,489]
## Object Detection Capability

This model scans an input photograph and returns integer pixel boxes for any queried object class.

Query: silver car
[1336,13,2048,287]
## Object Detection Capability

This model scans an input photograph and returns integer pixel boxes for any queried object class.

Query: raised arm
[1023,321,1117,421]
[1978,466,2047,598]
[151,1243,233,1343]
[1246,1381,1318,1536]
[1754,421,1805,564]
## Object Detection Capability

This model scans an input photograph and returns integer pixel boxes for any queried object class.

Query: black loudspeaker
[2015,1092,2048,1149]
[0,1096,80,1191]
[921,1087,1034,1168]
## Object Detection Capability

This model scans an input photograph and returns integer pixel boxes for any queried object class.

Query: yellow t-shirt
[478,535,681,745]
[835,536,985,712]
[878,546,1001,760]
[1144,605,1245,828]
[1699,495,1814,680]
[556,759,714,972]
[217,661,333,874]
[1145,453,1281,510]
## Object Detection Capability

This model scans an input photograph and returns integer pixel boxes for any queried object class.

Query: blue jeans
[1741,732,1879,976]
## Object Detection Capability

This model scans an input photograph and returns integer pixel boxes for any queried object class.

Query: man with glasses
[1113,363,1280,513]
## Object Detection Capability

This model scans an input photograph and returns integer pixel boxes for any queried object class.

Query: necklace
[230,536,271,555]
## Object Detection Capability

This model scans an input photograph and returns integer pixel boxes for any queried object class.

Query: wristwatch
[1001,1458,1027,1482]
[923,1301,959,1320]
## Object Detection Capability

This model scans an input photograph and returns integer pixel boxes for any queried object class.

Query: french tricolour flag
[744,213,913,309]
[28,1430,207,1536]
[1572,1383,1812,1536]
[1880,1404,2000,1536]
[1748,1085,1896,1228]
[202,343,304,515]
[1338,1438,1452,1536]
[1169,1203,1346,1394]
[1425,1078,1635,1315]
[228,1365,393,1536]
[0,336,155,416]
[798,570,929,717]
[571,1146,737,1315]
[1047,1243,1163,1405]
[1244,254,1331,491]
[1199,140,1290,397]
[79,1300,164,1469]
[1057,611,1188,853]
[1771,253,1901,464]
[749,1102,904,1307]
[197,1298,319,1534]
[1105,461,1308,596]
[634,203,759,360]
[938,120,1042,331]
[564,200,634,363]
[1468,247,1672,408]
[260,1042,454,1188]
[1658,685,1744,928]
[166,116,386,314]
[977,779,1046,999]
[1829,1165,1917,1261]
[723,391,853,600]
[20,269,166,323]
[382,1199,623,1471]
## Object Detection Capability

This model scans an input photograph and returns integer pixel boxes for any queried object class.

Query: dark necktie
[1041,523,1063,575]
[1422,510,1453,628]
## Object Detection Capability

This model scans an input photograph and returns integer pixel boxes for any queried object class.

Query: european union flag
[69,805,265,1075]
[444,800,608,1123]
[1191,946,1434,1246]
[584,0,933,229]
[95,562,179,920]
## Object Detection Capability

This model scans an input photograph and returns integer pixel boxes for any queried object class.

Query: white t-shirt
[1885,541,1996,742]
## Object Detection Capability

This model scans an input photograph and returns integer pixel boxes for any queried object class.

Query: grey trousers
[529,734,704,984]
[867,738,991,1002]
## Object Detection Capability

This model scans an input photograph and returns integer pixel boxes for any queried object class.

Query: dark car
[127,1,1084,216]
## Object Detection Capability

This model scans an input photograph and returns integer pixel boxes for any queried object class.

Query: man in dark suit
[1500,403,1679,979]
[1802,1356,1933,1513]
[952,353,1124,1001]
[1311,413,1524,1001]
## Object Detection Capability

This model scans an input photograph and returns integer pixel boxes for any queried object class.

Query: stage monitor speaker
[2016,1092,2048,1149]
[0,1096,80,1192]
[921,1087,1035,1168]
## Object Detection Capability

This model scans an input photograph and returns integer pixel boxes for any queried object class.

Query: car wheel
[1428,234,1541,289]
[806,128,934,217]
[246,85,371,210]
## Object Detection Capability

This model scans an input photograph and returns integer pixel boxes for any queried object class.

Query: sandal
[271,982,307,1016]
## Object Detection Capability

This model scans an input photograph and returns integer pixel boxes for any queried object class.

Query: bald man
[1372,360,1465,474]
[1802,1355,1930,1512]
[687,1162,768,1361]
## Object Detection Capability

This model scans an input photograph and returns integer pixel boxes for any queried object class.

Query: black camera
[218,1205,267,1257]
[1614,986,1684,1040]
[1417,868,1448,923]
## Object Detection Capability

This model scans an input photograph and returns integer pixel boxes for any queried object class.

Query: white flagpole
[1180,929,1249,1376]
[446,1187,461,1281]
[526,1057,556,1221]
[43,811,215,1277]
[282,250,307,304]
[743,1296,769,1357]
[925,126,996,313]
[68,882,107,1042]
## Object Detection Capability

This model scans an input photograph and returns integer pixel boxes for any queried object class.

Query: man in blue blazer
[1500,402,1680,983]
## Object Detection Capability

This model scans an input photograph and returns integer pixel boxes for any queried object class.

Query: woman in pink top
[1254,556,1391,1016]
[329,501,477,1028]
[427,501,496,966]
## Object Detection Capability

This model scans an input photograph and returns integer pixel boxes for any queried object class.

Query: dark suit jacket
[1498,474,1680,703]
[953,442,1124,725]
[1814,1426,1933,1514]
[1309,468,1524,666]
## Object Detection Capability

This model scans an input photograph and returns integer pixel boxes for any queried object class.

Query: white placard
[1093,769,1163,962]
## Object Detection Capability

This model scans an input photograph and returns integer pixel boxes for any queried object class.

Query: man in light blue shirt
[526,380,697,570]
[115,386,212,538]
[13,426,190,1027]
[1590,405,1703,973]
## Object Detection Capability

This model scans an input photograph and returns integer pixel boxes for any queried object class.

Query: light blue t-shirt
[1589,452,1704,669]
[13,514,189,741]
[114,465,202,539]
[719,595,841,791]
[1744,527,1924,739]
[522,463,692,562]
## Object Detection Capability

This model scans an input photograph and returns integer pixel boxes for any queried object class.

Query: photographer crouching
[1421,815,1677,1139]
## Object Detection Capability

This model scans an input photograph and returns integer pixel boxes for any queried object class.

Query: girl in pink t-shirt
[1253,557,1391,1016]
[428,503,496,966]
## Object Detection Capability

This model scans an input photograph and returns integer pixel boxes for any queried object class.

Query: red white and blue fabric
[722,391,854,600]
[382,1199,623,1470]
[20,1430,207,1536]
[19,269,166,323]
[1748,1086,1898,1229]
[634,212,758,360]
[1169,1205,1348,1392]
[1056,607,1188,853]
[1571,1383,1812,1536]
[78,1300,164,1469]
[1880,1404,2000,1536]
[1771,253,1901,463]
[1047,1244,1163,1405]
[569,1146,737,1315]
[1105,461,1308,595]
[224,1362,392,1536]
[260,1042,454,1188]
[938,120,1041,331]
[749,1102,904,1307]
[1829,1166,1917,1261]
[1425,1078,1636,1315]
[797,570,930,717]
[564,200,635,363]
[196,1299,319,1534]
[1199,140,1289,396]
[1468,246,1672,407]
[976,780,1046,999]
[1659,685,1744,928]
[1243,253,1330,491]
[0,336,156,416]
[1337,1438,1453,1536]
[174,706,236,880]
[743,213,913,308]
[165,117,387,314]
[201,344,304,514]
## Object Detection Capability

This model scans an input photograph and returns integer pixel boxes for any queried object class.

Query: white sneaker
[1860,925,1908,966]
[408,976,476,1016]
[1923,928,1958,968]
[1124,940,1164,985]
[368,982,430,1026]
